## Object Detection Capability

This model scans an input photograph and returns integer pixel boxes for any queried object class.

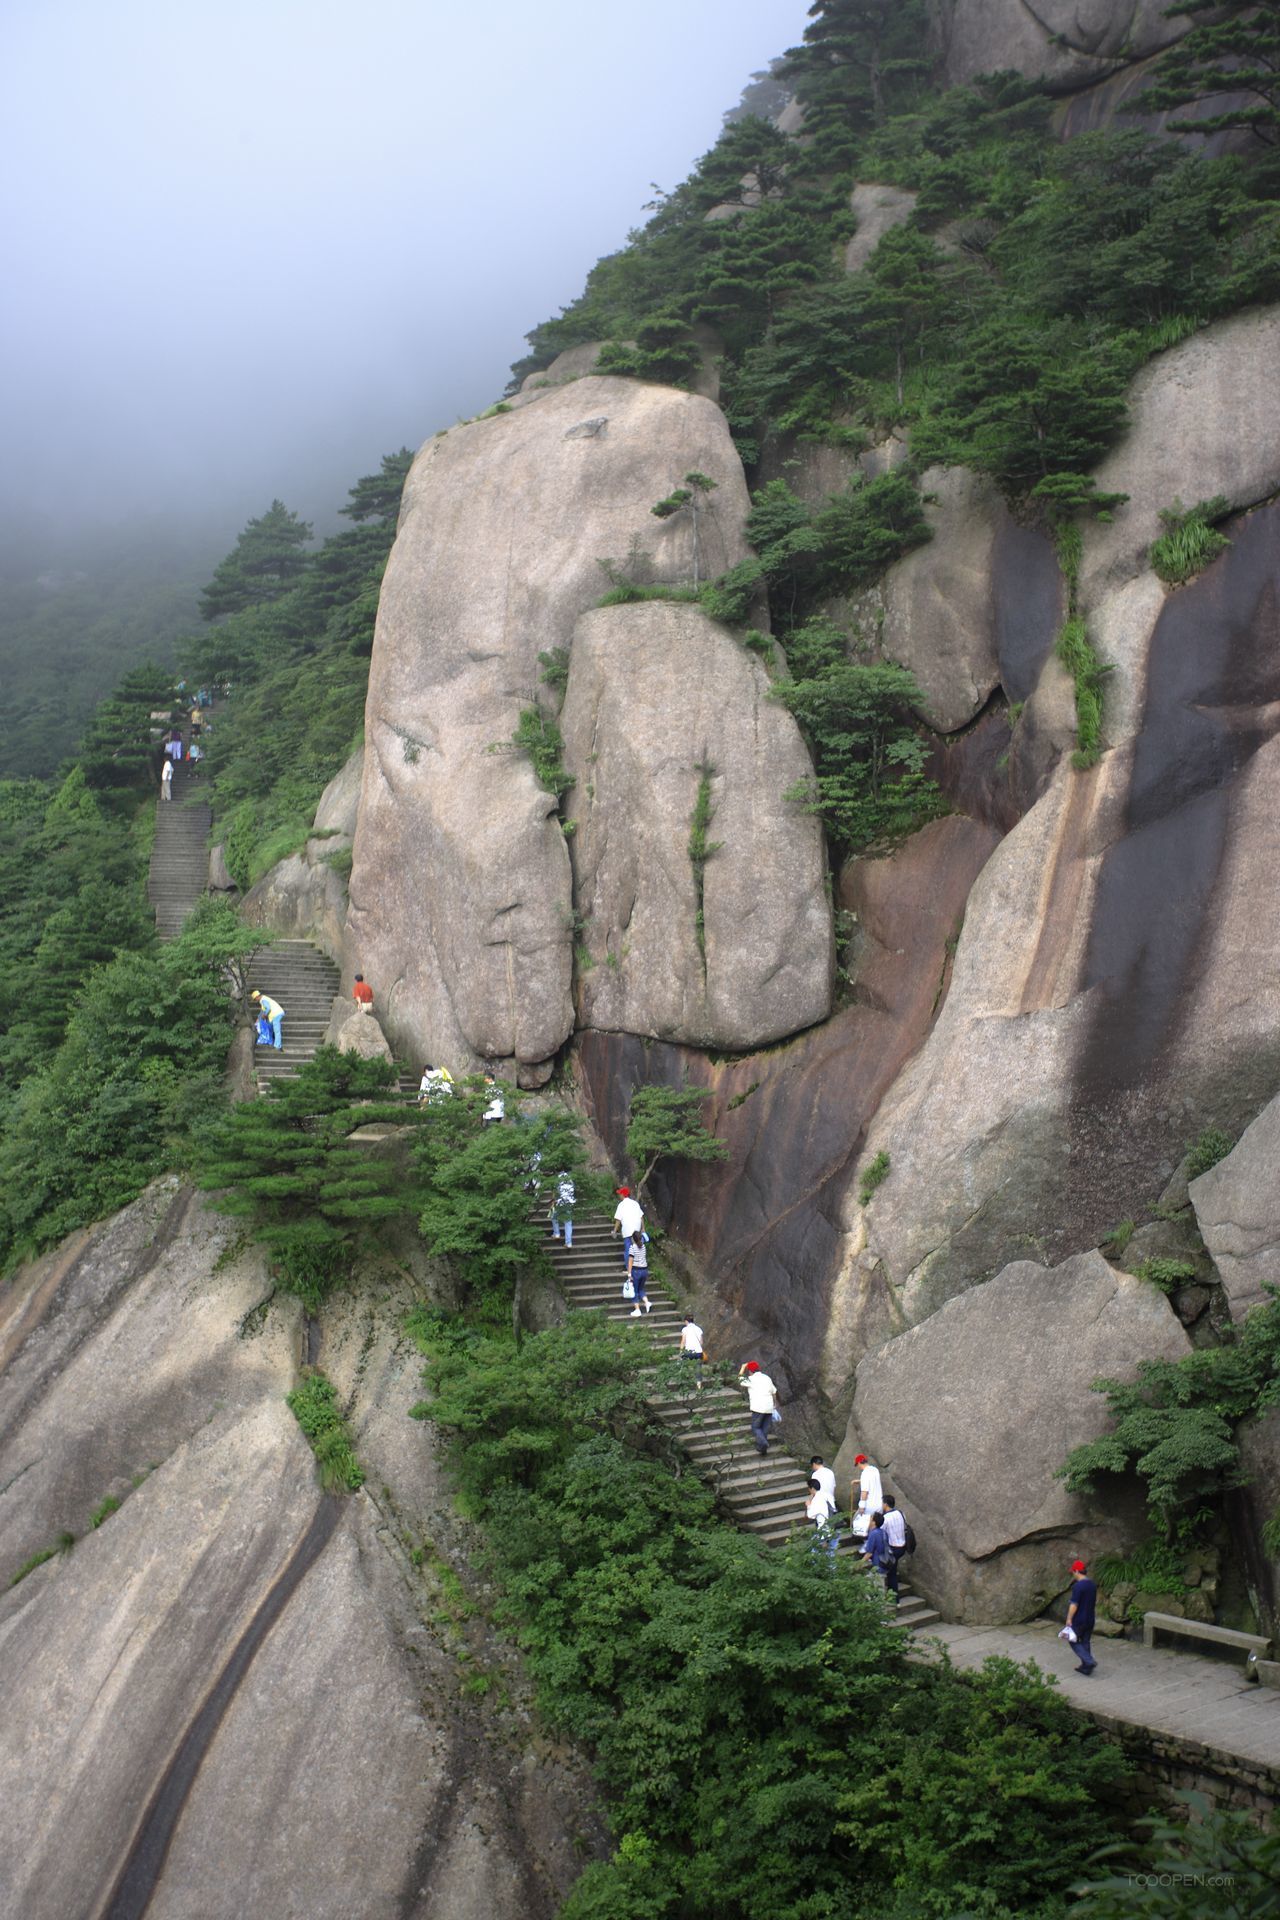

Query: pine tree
[1144,0,1280,150]
[626,1084,729,1190]
[199,500,314,621]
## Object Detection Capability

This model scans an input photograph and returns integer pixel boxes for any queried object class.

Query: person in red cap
[851,1454,882,1541]
[1060,1558,1098,1675]
[611,1186,644,1267]
[736,1359,778,1454]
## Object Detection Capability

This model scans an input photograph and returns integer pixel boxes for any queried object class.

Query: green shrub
[1186,1126,1234,1179]
[1133,1257,1199,1294]
[1150,496,1232,585]
[859,1149,890,1207]
[687,762,723,960]
[626,1082,729,1188]
[511,707,574,801]
[1055,617,1110,768]
[287,1370,364,1491]
[90,1494,121,1529]
[1073,1796,1280,1918]
[776,660,947,854]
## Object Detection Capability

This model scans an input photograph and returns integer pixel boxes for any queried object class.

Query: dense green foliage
[511,707,574,801]
[625,1083,730,1189]
[287,1370,365,1491]
[197,1045,413,1309]
[186,451,411,889]
[778,657,947,852]
[415,1089,606,1302]
[413,1309,1127,1919]
[1074,1796,1280,1918]
[1060,1293,1280,1535]
[198,499,315,621]
[0,899,253,1267]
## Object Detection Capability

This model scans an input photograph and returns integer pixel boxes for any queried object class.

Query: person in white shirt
[852,1453,883,1538]
[678,1316,704,1388]
[881,1495,907,1596]
[737,1361,777,1454]
[805,1477,839,1557]
[481,1075,505,1124]
[550,1172,576,1248]
[611,1187,644,1264]
[809,1456,836,1508]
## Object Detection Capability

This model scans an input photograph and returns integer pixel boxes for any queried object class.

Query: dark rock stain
[102,1495,342,1920]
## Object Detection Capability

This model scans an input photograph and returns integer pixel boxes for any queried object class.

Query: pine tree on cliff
[199,499,314,621]
[1144,0,1280,150]
[779,0,931,167]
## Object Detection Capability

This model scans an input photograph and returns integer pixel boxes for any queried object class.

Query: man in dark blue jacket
[1064,1557,1098,1674]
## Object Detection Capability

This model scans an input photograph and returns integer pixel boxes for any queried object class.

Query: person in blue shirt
[1064,1558,1098,1674]
[860,1510,896,1598]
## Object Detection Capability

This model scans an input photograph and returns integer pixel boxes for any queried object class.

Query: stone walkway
[927,1617,1280,1774]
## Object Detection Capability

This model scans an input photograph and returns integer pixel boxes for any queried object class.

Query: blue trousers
[1074,1632,1095,1670]
[750,1410,771,1453]
[268,1013,283,1050]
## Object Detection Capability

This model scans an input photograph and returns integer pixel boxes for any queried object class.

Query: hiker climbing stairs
[246,940,340,1088]
[148,760,212,940]
[544,1213,941,1634]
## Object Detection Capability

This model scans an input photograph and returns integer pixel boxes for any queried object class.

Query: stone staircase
[148,761,212,941]
[246,940,341,1089]
[545,1213,941,1634]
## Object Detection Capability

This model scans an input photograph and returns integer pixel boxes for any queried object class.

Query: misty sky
[0,0,807,540]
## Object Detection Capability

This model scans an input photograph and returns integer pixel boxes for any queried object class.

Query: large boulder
[1190,1092,1280,1322]
[347,375,756,1084]
[1082,306,1280,603]
[0,1187,603,1920]
[838,1250,1191,1622]
[326,999,395,1063]
[561,601,832,1048]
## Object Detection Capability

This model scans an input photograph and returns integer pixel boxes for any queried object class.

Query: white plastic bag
[622,1278,635,1300]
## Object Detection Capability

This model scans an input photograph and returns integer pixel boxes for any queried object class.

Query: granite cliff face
[0,1183,603,1920]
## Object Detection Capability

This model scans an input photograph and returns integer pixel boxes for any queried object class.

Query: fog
[0,0,806,545]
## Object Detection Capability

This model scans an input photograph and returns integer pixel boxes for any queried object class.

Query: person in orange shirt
[352,973,374,1014]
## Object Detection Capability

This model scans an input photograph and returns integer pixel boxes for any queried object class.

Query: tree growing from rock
[1144,0,1280,151]
[626,1083,730,1191]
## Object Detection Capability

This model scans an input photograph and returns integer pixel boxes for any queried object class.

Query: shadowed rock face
[561,601,832,1048]
[347,375,755,1083]
[574,815,998,1419]
[0,1186,603,1920]
[1190,1090,1280,1323]
[858,500,1280,1319]
[838,1250,1190,1622]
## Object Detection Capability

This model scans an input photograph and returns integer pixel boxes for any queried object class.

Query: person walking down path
[352,973,374,1014]
[160,758,173,802]
[860,1510,896,1596]
[550,1171,576,1248]
[737,1360,778,1455]
[806,1477,839,1558]
[611,1187,644,1264]
[678,1315,705,1387]
[1060,1558,1098,1675]
[251,989,284,1050]
[626,1230,651,1315]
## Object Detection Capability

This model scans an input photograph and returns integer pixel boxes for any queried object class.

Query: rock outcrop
[239,746,365,967]
[347,375,756,1085]
[844,182,918,274]
[842,465,1062,733]
[1191,1094,1280,1323]
[935,0,1196,94]
[838,1250,1191,1621]
[0,1185,602,1920]
[561,601,831,1048]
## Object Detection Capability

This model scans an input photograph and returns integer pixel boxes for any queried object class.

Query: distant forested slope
[0,519,222,776]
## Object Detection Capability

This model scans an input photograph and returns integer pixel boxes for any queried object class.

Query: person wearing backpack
[882,1495,913,1593]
